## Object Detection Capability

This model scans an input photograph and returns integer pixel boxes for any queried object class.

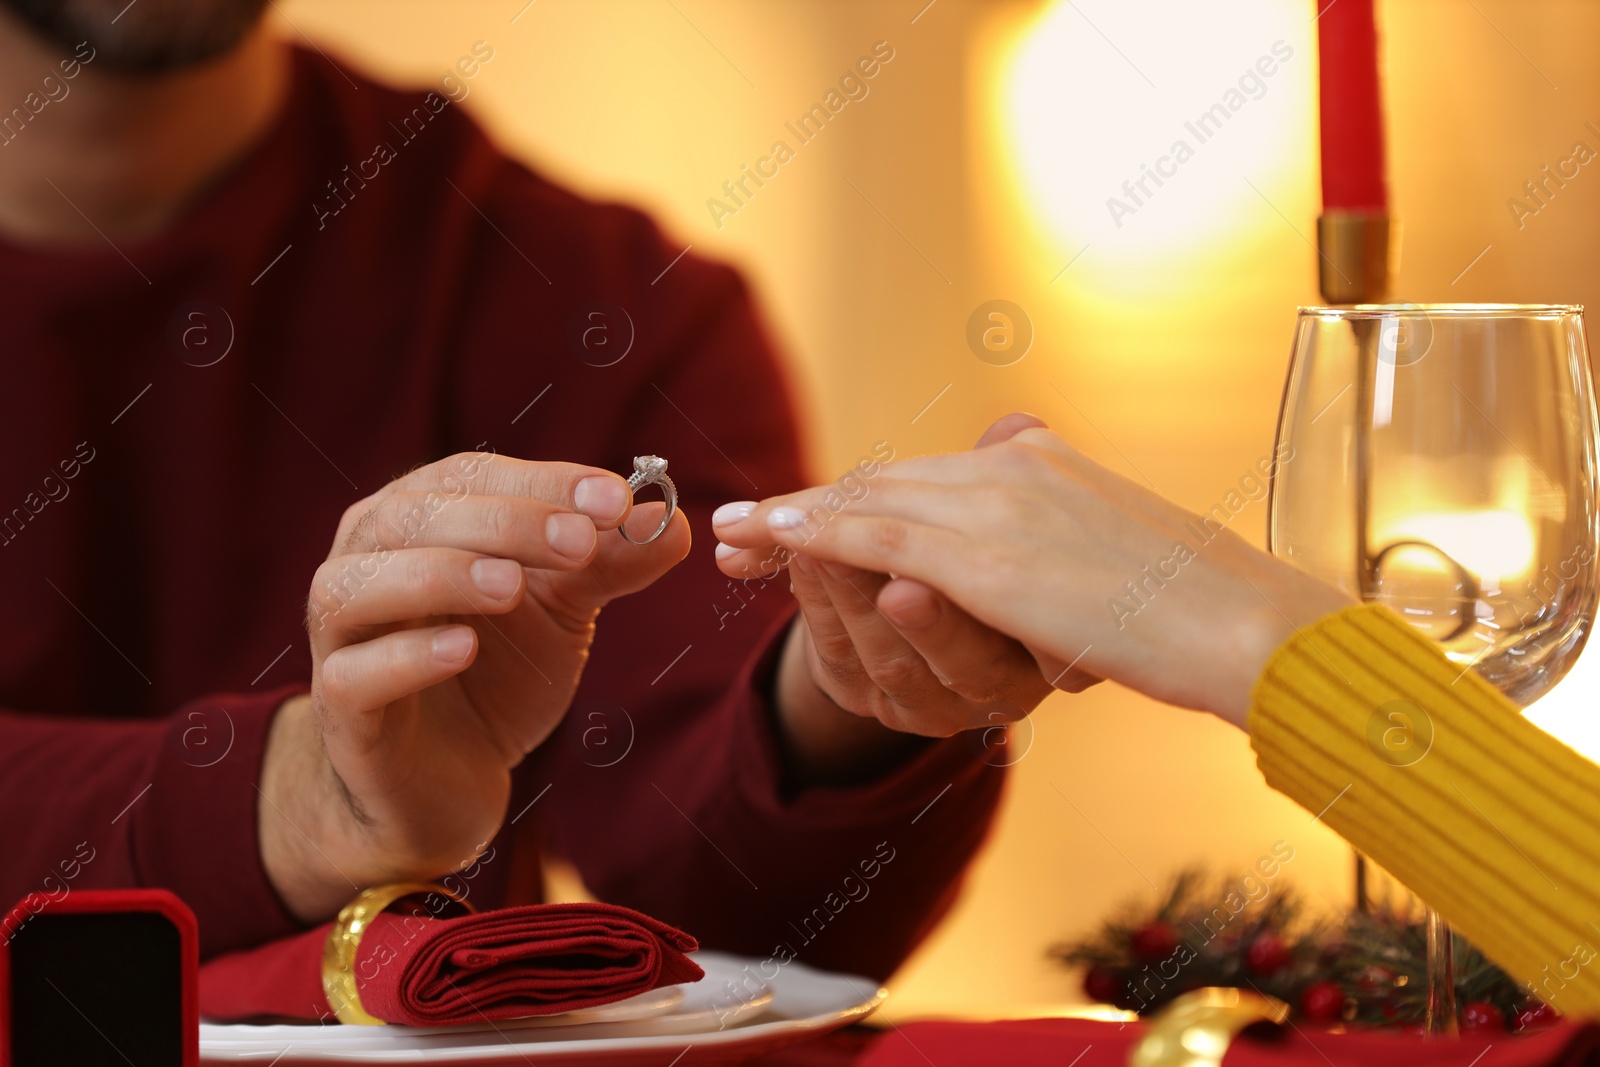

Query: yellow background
[275,0,1600,1021]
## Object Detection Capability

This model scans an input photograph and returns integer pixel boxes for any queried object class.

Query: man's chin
[0,0,270,74]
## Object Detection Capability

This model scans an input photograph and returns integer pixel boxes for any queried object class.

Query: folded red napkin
[199,901,703,1026]
[860,1017,1600,1067]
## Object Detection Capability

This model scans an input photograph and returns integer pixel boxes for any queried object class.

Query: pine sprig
[1053,868,1554,1033]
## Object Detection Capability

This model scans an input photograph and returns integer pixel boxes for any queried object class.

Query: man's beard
[1,0,271,74]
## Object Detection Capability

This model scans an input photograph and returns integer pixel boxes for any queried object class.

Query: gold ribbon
[320,881,476,1025]
[1128,987,1290,1067]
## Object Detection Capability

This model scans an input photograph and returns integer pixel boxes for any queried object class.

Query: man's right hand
[258,451,689,922]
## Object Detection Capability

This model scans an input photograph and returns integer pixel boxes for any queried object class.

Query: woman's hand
[714,416,1351,728]
[711,419,1069,781]
[260,450,689,922]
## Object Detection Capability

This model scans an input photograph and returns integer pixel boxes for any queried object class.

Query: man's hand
[712,418,1070,782]
[260,451,689,922]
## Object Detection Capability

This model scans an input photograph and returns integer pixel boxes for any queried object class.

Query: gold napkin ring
[1128,987,1290,1067]
[320,881,476,1025]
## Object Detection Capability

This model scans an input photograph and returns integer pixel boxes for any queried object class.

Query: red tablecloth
[848,1017,1599,1067]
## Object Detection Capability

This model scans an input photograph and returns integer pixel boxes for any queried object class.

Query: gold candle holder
[1317,210,1396,304]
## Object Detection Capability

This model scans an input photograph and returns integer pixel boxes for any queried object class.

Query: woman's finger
[732,507,969,591]
[714,540,789,580]
[712,478,973,553]
[307,547,527,649]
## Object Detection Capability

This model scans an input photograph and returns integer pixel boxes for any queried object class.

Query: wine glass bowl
[1270,304,1600,706]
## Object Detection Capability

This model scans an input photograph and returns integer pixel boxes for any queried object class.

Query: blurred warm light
[1528,645,1600,761]
[998,0,1310,273]
[1384,509,1537,583]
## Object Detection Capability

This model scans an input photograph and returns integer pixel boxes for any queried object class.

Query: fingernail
[574,476,628,521]
[546,513,598,561]
[714,542,739,561]
[432,626,475,663]
[471,558,524,600]
[712,501,757,527]
[767,506,808,530]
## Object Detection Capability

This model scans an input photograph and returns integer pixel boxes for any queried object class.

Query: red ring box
[1,888,198,1067]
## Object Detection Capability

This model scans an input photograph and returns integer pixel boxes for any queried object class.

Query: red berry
[1083,965,1123,1005]
[1300,981,1346,1023]
[1515,1001,1560,1032]
[1245,932,1292,975]
[1461,1000,1505,1033]
[1131,921,1180,961]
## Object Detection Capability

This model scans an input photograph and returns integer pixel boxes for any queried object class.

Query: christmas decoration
[1052,868,1551,1032]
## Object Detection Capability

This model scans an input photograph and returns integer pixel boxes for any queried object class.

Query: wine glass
[1267,304,1600,1034]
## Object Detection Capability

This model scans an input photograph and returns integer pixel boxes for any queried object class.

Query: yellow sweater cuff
[1249,602,1600,1018]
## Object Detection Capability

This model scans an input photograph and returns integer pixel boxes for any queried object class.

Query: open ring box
[1,889,198,1067]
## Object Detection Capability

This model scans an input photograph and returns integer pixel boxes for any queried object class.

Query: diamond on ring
[620,455,677,544]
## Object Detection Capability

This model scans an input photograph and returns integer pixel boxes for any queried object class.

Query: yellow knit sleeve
[1249,602,1600,1019]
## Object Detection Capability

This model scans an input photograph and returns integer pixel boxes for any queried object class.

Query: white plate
[200,951,885,1064]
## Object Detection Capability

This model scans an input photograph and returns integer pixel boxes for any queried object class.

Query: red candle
[1317,0,1388,211]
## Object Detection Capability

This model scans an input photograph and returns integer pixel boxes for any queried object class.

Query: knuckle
[481,497,527,549]
[810,629,859,668]
[970,542,1018,587]
[865,648,937,703]
[867,517,912,558]
[410,554,459,602]
[812,647,869,691]
[976,485,1025,528]
[364,500,412,551]
[340,506,377,554]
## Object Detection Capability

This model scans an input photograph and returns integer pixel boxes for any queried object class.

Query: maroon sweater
[0,49,1003,979]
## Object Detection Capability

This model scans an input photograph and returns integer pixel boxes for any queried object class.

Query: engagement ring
[620,455,677,544]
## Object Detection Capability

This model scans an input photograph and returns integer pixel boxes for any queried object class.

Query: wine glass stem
[1425,907,1458,1035]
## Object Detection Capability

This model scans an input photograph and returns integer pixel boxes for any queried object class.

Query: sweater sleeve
[1249,602,1600,1017]
[0,687,305,959]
